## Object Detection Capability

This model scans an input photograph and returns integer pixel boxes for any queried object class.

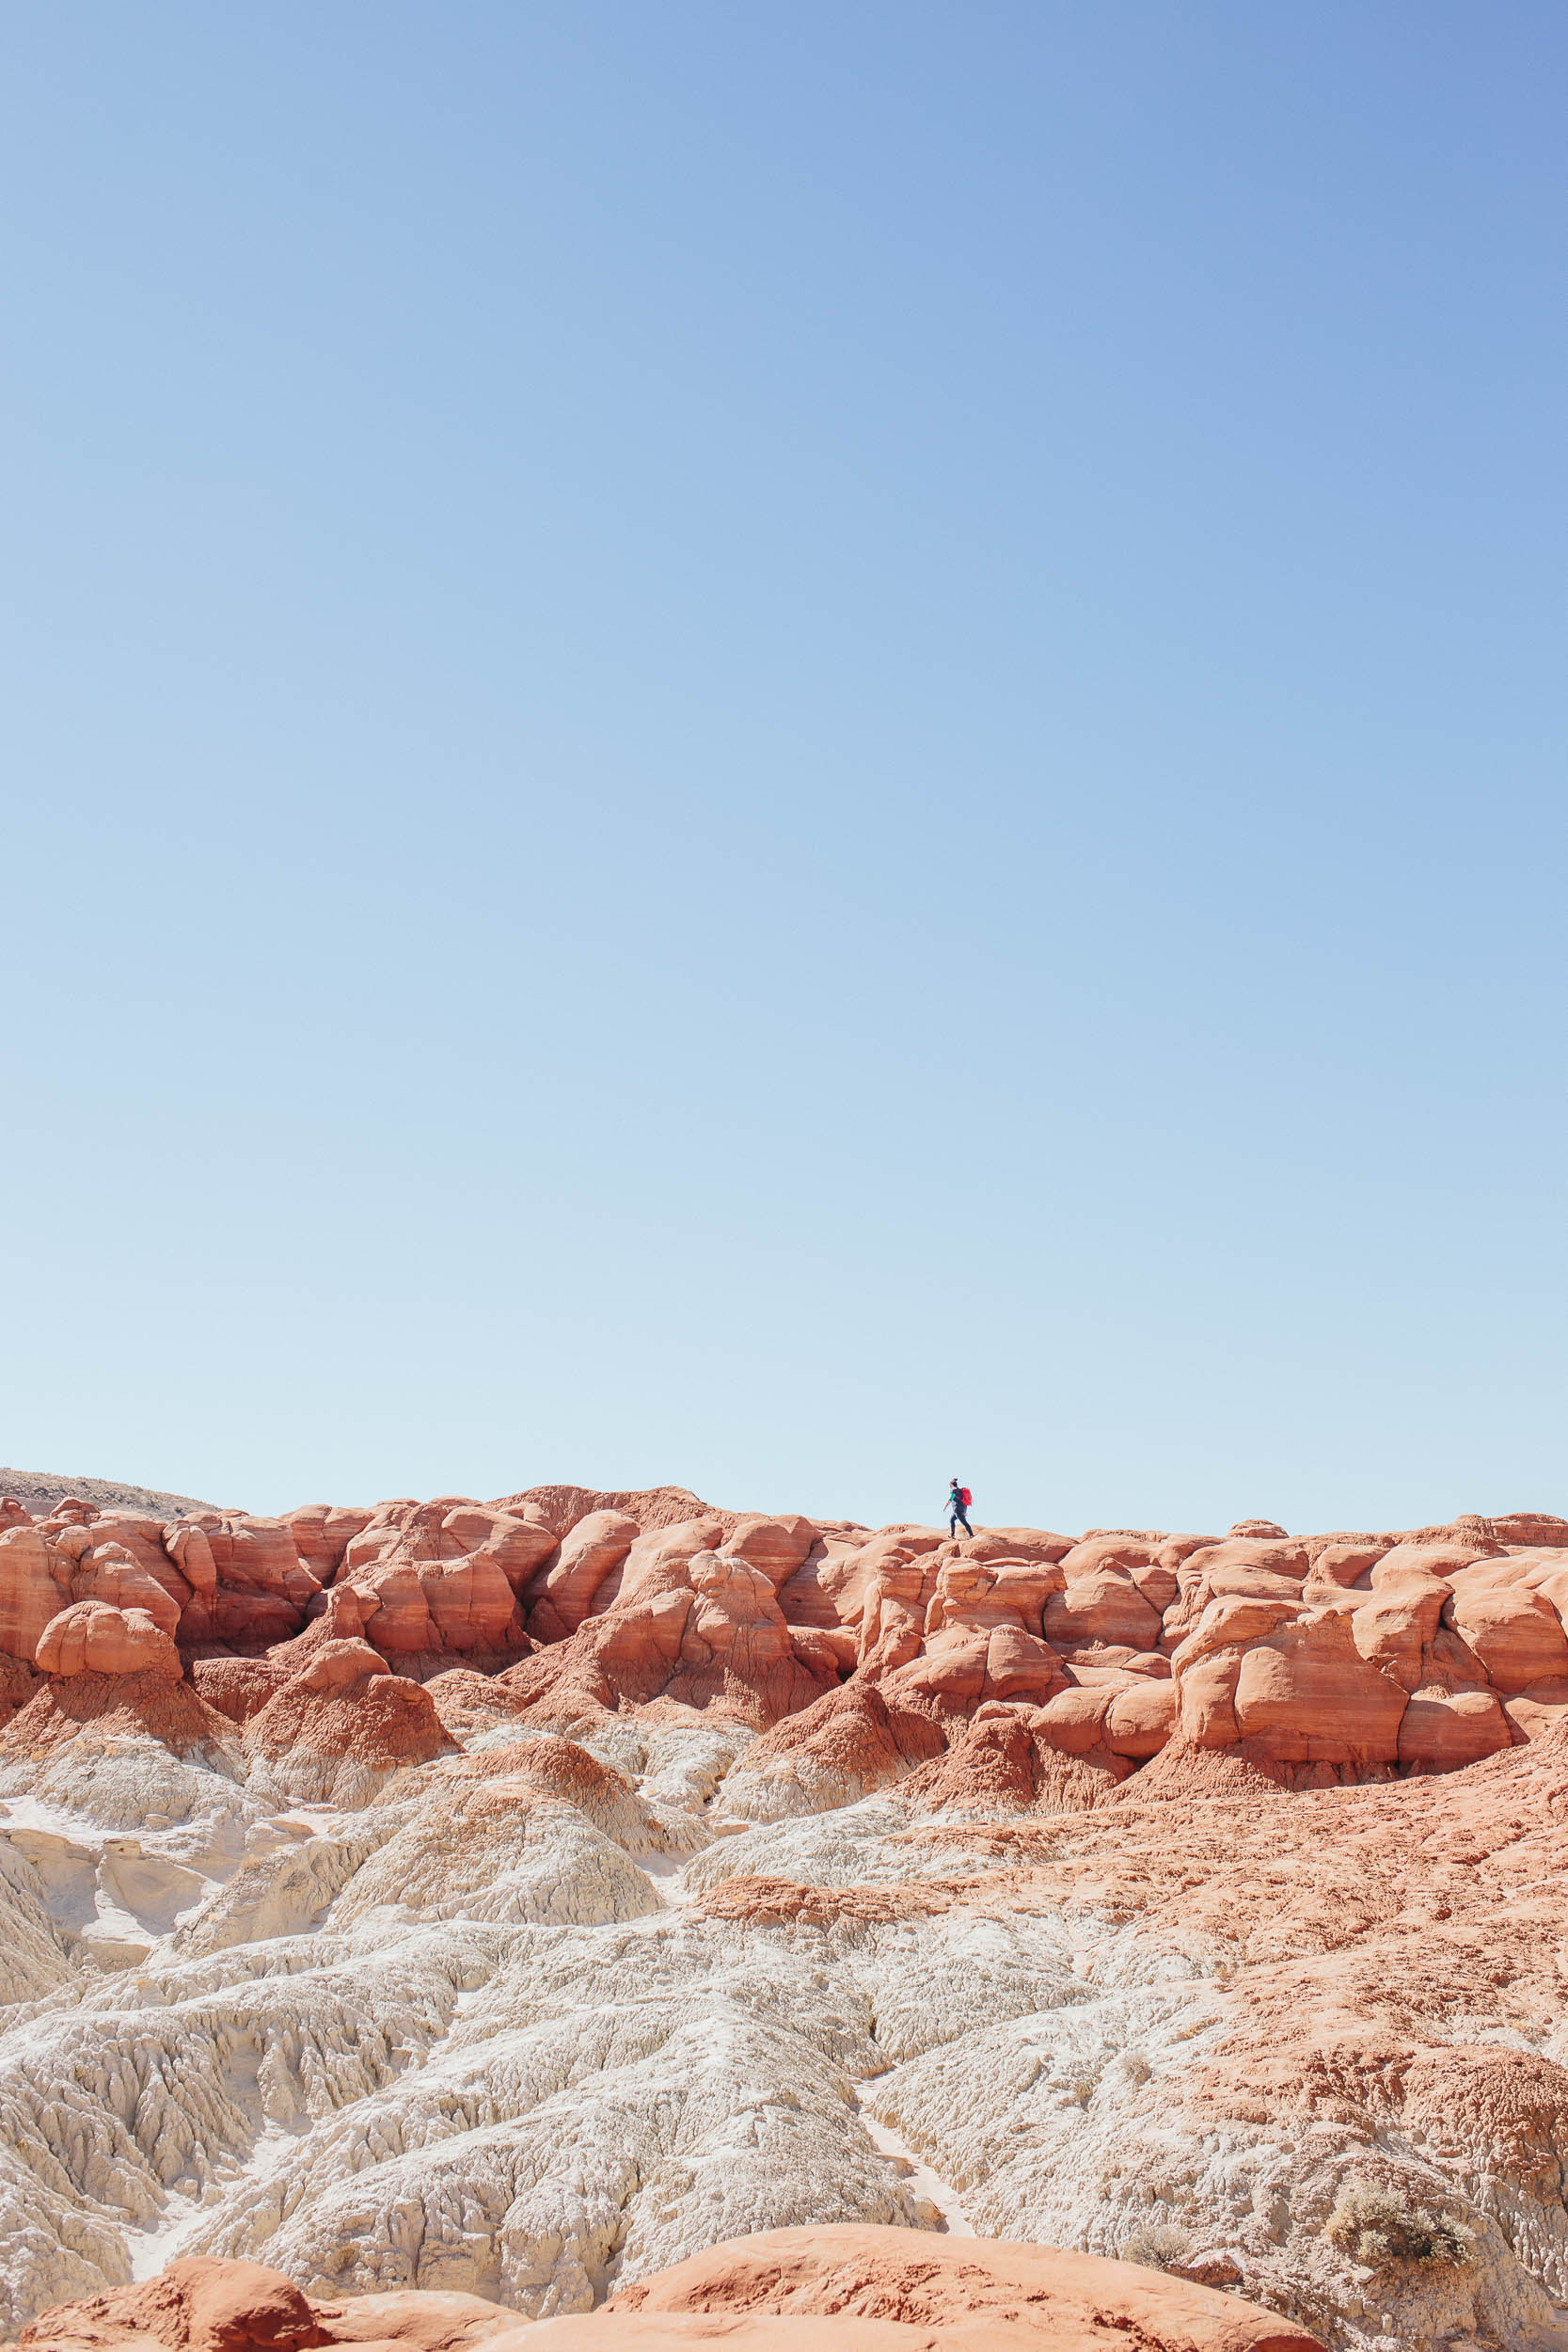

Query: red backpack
[959,1487,972,1510]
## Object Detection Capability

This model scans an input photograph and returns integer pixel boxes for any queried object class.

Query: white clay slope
[0,1704,1565,2352]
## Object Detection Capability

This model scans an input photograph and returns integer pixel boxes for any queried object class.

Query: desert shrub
[1122,2220,1195,2271]
[1323,2185,1476,2269]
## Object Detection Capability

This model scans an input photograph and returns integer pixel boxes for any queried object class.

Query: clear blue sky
[3,3,1565,1533]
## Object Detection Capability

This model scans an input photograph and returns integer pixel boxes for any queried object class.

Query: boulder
[1177,1650,1245,1748]
[1378,1539,1500,1580]
[17,2258,329,2352]
[1230,1610,1408,1764]
[1169,1597,1413,1766]
[1104,1677,1179,1756]
[1398,1685,1513,1771]
[1053,1534,1164,1580]
[522,1509,641,1641]
[879,1578,1076,1720]
[791,1623,858,1674]
[879,1625,990,1721]
[1161,1566,1307,1651]
[1303,1543,1386,1593]
[1033,1684,1115,1755]
[605,2225,1323,2352]
[1173,1594,1302,1672]
[67,1540,183,1636]
[1345,1576,1449,1692]
[0,1511,233,1663]
[1042,1567,1162,1653]
[36,1601,181,1682]
[1444,1574,1568,1692]
[293,1638,392,1692]
[980,1622,1071,1703]
[923,1558,1056,1638]
[163,1518,218,1600]
[285,1504,375,1581]
[357,1554,517,1655]
[725,1516,819,1590]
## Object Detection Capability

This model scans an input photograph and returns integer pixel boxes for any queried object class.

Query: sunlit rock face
[13,2233,1325,2352]
[1,1481,1566,2352]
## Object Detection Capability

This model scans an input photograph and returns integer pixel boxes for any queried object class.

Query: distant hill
[0,1467,225,1519]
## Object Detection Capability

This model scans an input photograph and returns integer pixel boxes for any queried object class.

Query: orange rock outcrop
[4,1491,1568,1785]
[16,2234,1323,2352]
[4,1481,1568,2352]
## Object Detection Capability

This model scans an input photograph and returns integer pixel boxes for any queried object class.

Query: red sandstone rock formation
[4,1485,1568,1786]
[16,2257,521,2352]
[285,1503,375,1583]
[8,1496,1568,2352]
[0,1661,235,1765]
[172,1513,322,1646]
[898,1704,1132,1810]
[13,2234,1323,2352]
[0,1502,325,1665]
[243,1643,454,1802]
[497,1544,837,1730]
[732,1678,947,1806]
[604,2226,1323,2352]
[188,1584,378,1721]
[521,1509,641,1641]
[330,1499,556,1661]
[491,1484,744,1538]
[0,1649,39,1725]
[36,1600,181,1680]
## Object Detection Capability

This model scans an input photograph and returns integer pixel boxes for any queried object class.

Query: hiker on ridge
[947,1478,974,1538]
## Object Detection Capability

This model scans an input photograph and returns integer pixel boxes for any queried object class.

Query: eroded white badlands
[1,1483,1566,2352]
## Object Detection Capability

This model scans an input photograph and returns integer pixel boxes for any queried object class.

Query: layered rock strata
[0,1486,1565,2352]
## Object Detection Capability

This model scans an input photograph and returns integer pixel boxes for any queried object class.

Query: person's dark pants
[950,1511,973,1537]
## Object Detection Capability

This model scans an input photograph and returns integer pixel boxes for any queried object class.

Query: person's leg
[959,1512,974,1537]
